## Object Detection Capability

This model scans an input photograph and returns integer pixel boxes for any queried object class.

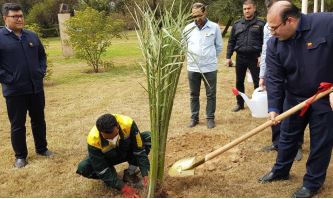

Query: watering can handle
[204,86,333,162]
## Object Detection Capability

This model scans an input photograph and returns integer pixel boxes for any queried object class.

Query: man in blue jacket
[258,1,333,197]
[0,3,53,168]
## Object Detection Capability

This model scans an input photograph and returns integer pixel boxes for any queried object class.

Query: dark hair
[280,2,301,23]
[192,2,207,13]
[243,0,256,6]
[96,114,118,133]
[1,3,22,16]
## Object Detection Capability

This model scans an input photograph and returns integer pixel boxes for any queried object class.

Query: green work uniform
[76,114,151,190]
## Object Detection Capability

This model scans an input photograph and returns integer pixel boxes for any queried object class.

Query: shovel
[169,85,333,177]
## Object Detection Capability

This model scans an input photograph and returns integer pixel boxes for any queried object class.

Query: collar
[241,16,256,23]
[3,26,25,36]
[195,18,209,29]
[294,14,310,39]
[296,14,310,32]
[5,26,13,32]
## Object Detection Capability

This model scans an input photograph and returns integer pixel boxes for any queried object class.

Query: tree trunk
[222,17,234,37]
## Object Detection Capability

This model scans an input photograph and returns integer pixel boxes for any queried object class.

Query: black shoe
[123,169,140,184]
[37,149,55,157]
[188,120,198,128]
[258,171,289,184]
[261,144,278,152]
[232,105,244,112]
[294,148,302,161]
[207,119,215,129]
[15,158,27,168]
[292,186,318,198]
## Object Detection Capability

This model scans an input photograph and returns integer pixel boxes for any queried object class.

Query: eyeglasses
[6,15,24,20]
[267,22,283,32]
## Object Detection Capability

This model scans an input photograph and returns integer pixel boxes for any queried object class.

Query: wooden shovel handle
[204,87,333,162]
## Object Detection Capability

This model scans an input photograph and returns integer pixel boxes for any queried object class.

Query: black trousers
[272,99,333,191]
[235,54,260,106]
[5,91,48,159]
[271,123,304,149]
[188,71,217,121]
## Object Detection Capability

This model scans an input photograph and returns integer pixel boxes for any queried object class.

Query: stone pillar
[314,0,318,13]
[58,13,74,57]
[321,0,325,12]
[302,0,308,14]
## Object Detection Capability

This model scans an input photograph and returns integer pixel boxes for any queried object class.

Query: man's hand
[226,59,233,67]
[259,78,265,90]
[121,184,140,198]
[330,93,333,110]
[143,176,149,187]
[269,112,280,125]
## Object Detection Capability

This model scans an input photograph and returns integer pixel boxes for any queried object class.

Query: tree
[132,1,189,197]
[65,7,124,73]
[25,0,78,36]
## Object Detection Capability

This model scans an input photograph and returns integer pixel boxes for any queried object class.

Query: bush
[65,7,125,73]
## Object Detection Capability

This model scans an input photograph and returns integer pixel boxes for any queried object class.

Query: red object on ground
[121,184,140,198]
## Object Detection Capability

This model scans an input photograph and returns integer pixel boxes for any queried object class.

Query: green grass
[45,31,143,85]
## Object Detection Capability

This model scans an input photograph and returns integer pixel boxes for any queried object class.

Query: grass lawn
[0,31,332,197]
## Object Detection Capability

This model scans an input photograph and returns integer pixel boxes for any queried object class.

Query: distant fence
[40,25,59,37]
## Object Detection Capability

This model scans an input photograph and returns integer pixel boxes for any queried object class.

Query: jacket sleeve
[37,36,47,74]
[88,145,124,190]
[226,23,236,59]
[130,122,150,177]
[265,38,285,113]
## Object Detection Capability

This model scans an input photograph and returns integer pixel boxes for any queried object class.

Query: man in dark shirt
[258,1,333,197]
[226,0,265,112]
[0,3,53,168]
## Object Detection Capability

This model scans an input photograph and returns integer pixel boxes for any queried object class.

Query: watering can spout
[232,88,268,118]
[232,87,254,110]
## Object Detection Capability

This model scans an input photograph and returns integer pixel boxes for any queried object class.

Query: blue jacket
[266,13,333,114]
[0,28,47,97]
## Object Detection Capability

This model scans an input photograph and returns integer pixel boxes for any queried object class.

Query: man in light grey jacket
[183,2,223,129]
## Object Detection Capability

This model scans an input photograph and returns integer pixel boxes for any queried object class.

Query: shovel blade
[168,157,196,177]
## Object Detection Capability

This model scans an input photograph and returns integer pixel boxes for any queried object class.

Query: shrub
[65,7,125,73]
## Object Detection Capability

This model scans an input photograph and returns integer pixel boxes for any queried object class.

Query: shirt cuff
[268,108,280,113]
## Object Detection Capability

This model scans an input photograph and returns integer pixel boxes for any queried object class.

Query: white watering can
[232,87,268,118]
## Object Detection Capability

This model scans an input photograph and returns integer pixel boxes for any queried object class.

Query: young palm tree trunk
[131,1,189,197]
